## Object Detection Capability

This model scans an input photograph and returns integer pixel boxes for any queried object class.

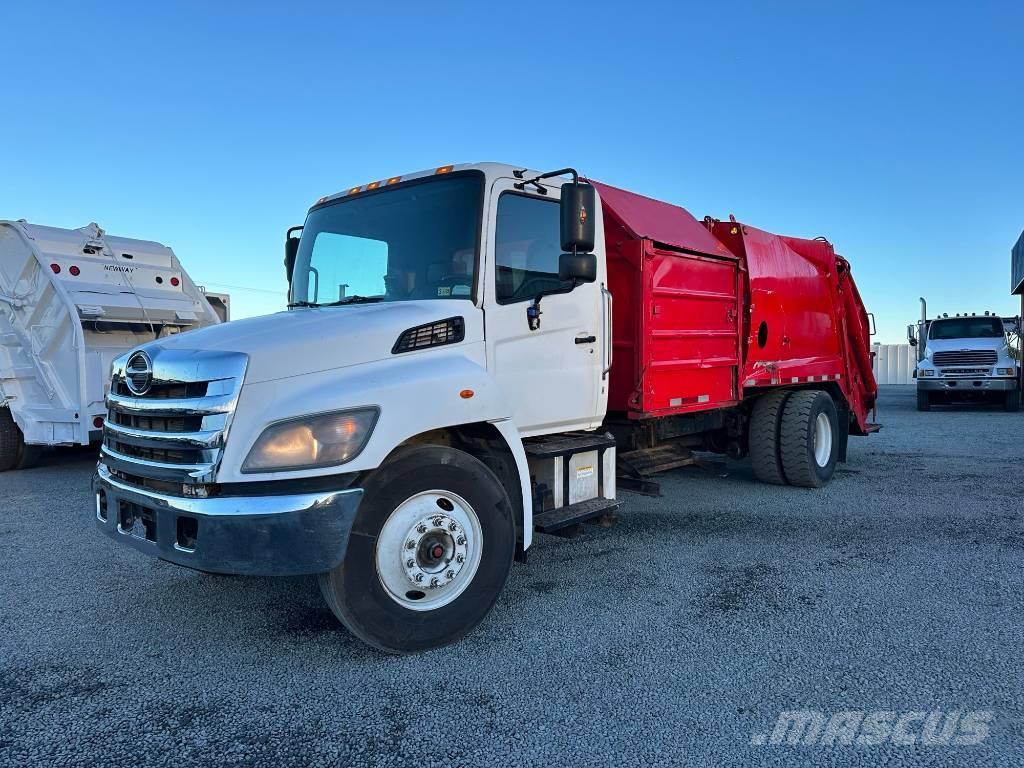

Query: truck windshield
[929,317,1004,340]
[292,173,482,306]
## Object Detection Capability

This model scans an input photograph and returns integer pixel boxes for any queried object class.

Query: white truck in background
[0,220,223,470]
[909,299,1021,412]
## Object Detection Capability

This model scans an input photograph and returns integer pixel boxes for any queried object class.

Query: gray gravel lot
[1,386,1022,767]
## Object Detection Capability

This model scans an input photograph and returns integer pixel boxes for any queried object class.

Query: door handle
[575,335,597,344]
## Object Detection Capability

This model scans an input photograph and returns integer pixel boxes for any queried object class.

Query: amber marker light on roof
[348,186,361,195]
[386,176,402,185]
[435,165,453,174]
[366,181,381,190]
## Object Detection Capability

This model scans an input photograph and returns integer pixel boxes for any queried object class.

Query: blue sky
[3,1,1022,342]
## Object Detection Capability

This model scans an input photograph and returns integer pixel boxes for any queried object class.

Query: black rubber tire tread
[748,390,792,485]
[917,390,931,412]
[318,444,515,654]
[1005,389,1020,412]
[0,407,37,472]
[779,390,839,488]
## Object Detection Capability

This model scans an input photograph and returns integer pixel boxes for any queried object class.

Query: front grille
[113,381,208,399]
[101,350,247,486]
[932,350,997,367]
[939,368,990,377]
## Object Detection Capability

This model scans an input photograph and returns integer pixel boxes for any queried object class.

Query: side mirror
[909,338,918,347]
[284,226,302,283]
[560,182,596,253]
[559,252,597,283]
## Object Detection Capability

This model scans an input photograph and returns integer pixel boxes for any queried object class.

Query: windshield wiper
[321,295,385,306]
[288,300,322,308]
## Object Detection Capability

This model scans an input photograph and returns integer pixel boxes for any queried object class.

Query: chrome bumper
[93,464,362,576]
[917,378,1017,392]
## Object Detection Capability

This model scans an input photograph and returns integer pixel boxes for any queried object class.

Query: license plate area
[118,500,157,542]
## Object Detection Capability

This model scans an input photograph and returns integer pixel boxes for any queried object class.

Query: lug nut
[414,573,424,583]
[430,577,440,588]
[456,554,465,564]
[407,540,416,549]
[432,517,443,527]
[456,536,466,545]
[416,524,427,534]
[446,570,455,579]
[406,558,415,568]
[449,522,458,531]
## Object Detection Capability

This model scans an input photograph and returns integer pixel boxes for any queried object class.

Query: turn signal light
[435,165,453,175]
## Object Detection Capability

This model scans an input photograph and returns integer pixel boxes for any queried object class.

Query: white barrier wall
[871,343,915,385]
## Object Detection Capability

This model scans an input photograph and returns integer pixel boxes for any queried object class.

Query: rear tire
[779,390,839,488]
[748,390,791,485]
[917,390,931,412]
[318,445,516,654]
[0,408,40,471]
[1005,389,1020,412]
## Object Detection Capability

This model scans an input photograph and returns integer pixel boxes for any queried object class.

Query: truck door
[483,179,606,436]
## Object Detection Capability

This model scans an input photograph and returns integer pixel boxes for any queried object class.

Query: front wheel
[318,445,516,654]
[1005,389,1021,412]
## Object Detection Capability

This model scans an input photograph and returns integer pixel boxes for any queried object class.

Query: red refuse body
[594,180,878,435]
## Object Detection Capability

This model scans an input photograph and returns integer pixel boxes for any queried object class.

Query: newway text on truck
[94,163,878,653]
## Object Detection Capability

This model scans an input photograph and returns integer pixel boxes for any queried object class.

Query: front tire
[779,390,839,488]
[0,408,41,471]
[318,445,516,654]
[1005,389,1020,412]
[917,390,931,412]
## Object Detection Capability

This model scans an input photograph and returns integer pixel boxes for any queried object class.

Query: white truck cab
[94,163,617,652]
[911,313,1020,411]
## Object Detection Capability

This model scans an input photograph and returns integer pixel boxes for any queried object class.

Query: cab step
[523,431,616,459]
[533,497,619,535]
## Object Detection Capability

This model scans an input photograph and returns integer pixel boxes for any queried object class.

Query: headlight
[919,369,935,377]
[241,407,379,473]
[997,368,1015,376]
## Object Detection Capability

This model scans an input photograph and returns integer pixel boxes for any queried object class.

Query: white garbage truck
[0,220,223,469]
[93,162,880,653]
[910,299,1021,411]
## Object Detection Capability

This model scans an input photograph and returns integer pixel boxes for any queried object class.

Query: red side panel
[600,184,740,418]
[639,244,740,416]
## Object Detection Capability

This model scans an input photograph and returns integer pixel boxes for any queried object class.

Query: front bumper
[917,377,1018,393]
[93,463,362,576]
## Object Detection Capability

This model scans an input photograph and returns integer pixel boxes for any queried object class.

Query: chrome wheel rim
[813,412,833,468]
[375,490,482,611]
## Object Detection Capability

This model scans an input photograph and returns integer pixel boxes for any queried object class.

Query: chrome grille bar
[106,390,235,417]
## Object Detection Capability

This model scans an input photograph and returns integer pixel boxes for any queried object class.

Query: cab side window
[494,193,570,304]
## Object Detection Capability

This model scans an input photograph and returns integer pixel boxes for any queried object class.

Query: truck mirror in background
[559,252,597,283]
[907,323,917,346]
[284,226,302,283]
[560,182,596,253]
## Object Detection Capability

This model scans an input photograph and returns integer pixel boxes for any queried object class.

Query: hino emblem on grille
[125,351,153,396]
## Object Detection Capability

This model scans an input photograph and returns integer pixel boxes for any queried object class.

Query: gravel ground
[1,386,1021,767]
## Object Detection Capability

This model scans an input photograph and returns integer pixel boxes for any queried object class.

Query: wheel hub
[403,513,469,589]
[375,490,482,611]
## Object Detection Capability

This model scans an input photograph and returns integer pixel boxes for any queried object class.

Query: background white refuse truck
[0,220,223,469]
[94,163,878,653]
[909,298,1021,412]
